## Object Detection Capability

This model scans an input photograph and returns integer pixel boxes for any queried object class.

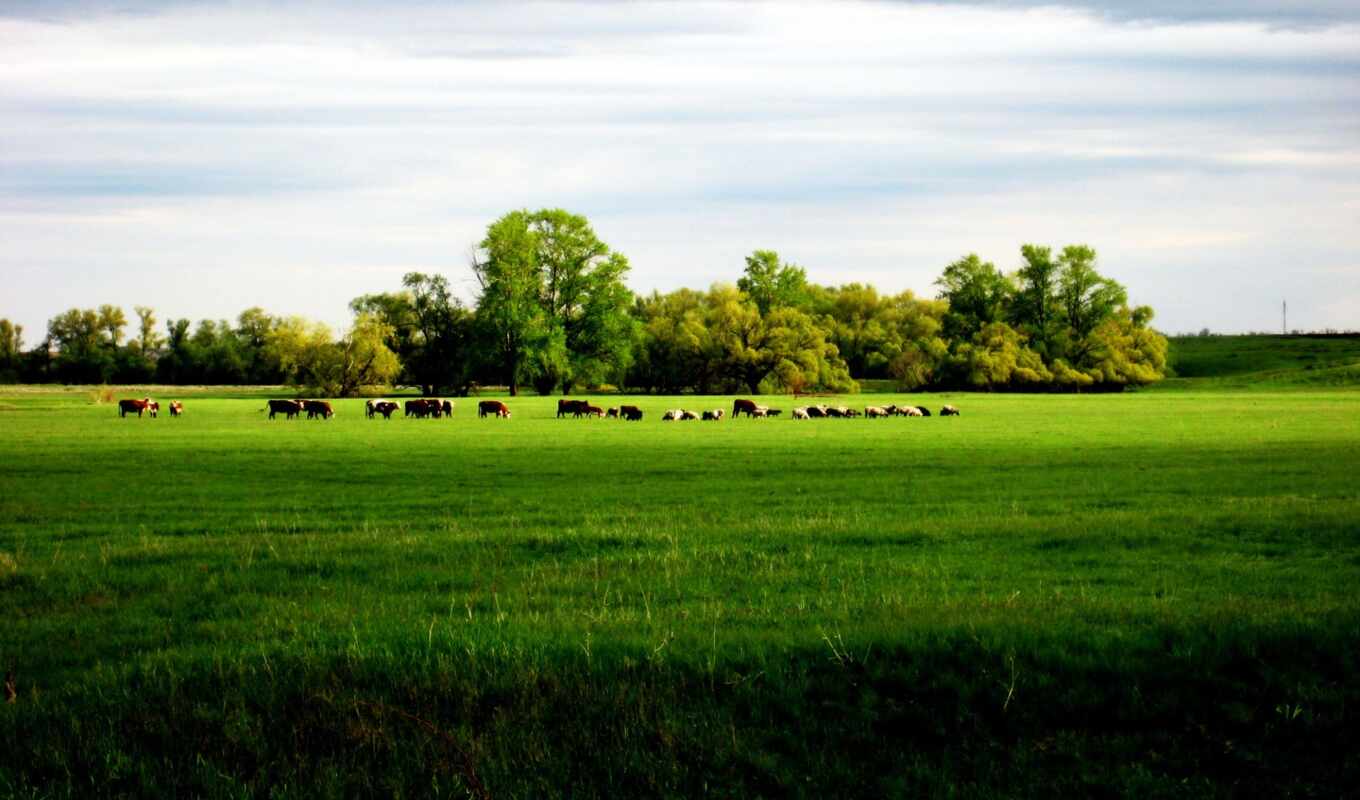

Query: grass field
[2,382,1359,797]
[1162,334,1360,390]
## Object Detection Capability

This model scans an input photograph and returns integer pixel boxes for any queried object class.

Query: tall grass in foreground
[1,390,1358,796]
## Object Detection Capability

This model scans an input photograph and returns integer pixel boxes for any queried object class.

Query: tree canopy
[4,218,1167,395]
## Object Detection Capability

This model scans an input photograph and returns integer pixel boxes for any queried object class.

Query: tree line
[0,209,1167,395]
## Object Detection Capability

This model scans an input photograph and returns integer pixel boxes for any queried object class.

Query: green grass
[2,389,1358,797]
[1162,334,1360,390]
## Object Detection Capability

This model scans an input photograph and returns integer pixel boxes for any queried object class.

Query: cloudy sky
[2,1,1357,341]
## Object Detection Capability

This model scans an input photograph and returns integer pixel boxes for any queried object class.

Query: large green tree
[47,308,112,383]
[474,209,636,395]
[707,284,854,394]
[935,254,1011,342]
[1055,245,1128,361]
[353,273,479,395]
[1010,244,1061,356]
[737,250,811,314]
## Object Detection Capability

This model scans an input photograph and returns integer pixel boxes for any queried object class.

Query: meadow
[2,378,1359,796]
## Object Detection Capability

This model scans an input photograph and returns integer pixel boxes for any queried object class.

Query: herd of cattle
[119,396,958,422]
[659,399,960,420]
[116,398,183,418]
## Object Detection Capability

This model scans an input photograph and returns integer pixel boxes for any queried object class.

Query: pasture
[2,387,1358,797]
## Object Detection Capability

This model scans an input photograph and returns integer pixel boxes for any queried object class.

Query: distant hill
[1159,334,1360,389]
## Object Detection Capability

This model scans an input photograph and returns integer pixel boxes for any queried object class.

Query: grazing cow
[621,405,643,421]
[702,409,724,421]
[303,400,334,419]
[806,405,827,418]
[902,405,924,417]
[732,398,758,418]
[266,399,303,420]
[662,409,682,421]
[825,406,844,418]
[168,401,184,417]
[680,410,699,420]
[766,408,782,417]
[404,400,421,418]
[557,399,589,418]
[606,407,619,419]
[442,400,454,417]
[118,398,151,418]
[865,406,888,418]
[916,406,932,417]
[478,400,510,418]
[374,401,399,419]
[940,404,960,416]
[582,404,604,418]
[793,407,810,419]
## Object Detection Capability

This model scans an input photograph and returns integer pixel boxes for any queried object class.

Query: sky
[2,0,1357,342]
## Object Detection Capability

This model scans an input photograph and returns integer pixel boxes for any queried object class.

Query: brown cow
[118,398,150,418]
[303,400,334,420]
[581,404,604,418]
[266,399,303,420]
[557,398,589,418]
[732,398,758,418]
[478,400,510,418]
[168,401,184,417]
[441,400,453,417]
[605,407,619,419]
[620,405,643,421]
[373,401,399,419]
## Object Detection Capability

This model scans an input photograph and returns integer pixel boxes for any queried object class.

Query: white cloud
[1,1,1357,338]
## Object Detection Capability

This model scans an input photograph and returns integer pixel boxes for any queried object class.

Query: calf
[765,408,782,417]
[582,404,604,418]
[478,400,511,418]
[940,404,960,416]
[606,407,619,418]
[168,401,184,417]
[702,409,724,421]
[662,409,682,421]
[145,400,160,418]
[621,405,643,421]
[680,410,699,420]
[916,406,932,417]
